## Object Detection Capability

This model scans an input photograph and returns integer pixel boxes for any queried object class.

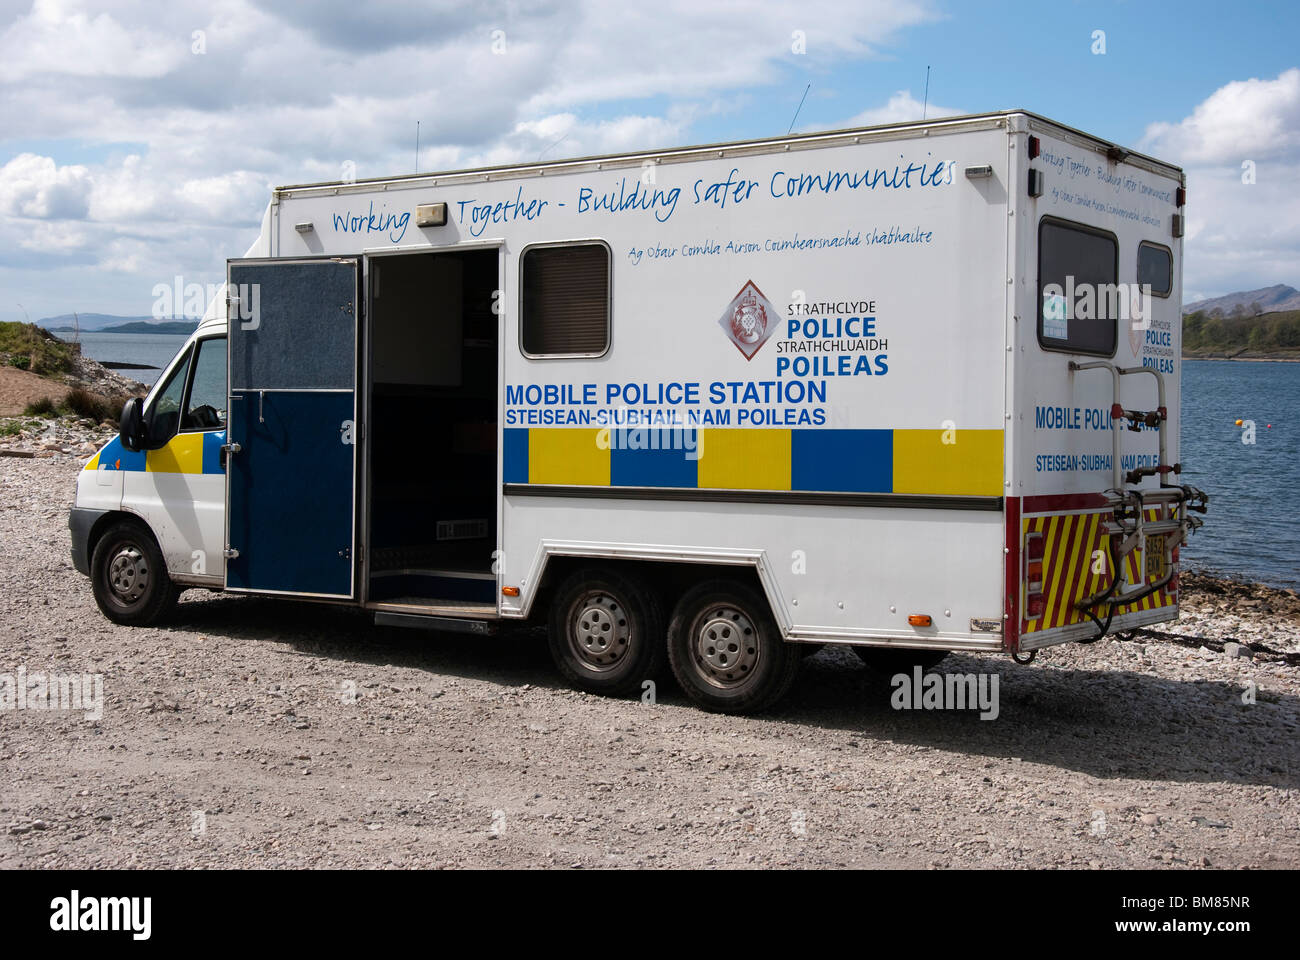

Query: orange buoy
[1235,419,1243,426]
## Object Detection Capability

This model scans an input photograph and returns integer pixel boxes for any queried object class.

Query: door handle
[219,441,241,470]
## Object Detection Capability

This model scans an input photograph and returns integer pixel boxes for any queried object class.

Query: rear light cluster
[1024,531,1046,618]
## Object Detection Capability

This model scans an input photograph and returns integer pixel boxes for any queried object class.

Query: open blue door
[224,258,359,598]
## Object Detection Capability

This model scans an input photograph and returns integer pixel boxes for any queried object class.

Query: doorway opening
[365,248,499,611]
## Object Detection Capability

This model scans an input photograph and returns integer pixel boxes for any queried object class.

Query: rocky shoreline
[0,414,120,460]
[0,327,146,419]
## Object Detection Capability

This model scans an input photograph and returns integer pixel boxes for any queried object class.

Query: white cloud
[0,0,941,318]
[0,153,92,218]
[844,90,960,127]
[18,218,88,252]
[465,112,693,168]
[1140,68,1300,166]
[1140,69,1300,298]
[0,0,187,81]
[527,0,937,109]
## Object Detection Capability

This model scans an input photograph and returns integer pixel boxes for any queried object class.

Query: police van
[69,110,1207,714]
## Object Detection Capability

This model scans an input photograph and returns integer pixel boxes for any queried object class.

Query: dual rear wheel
[548,570,800,714]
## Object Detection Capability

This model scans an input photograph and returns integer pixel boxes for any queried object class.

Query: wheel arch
[522,549,776,629]
[86,509,160,568]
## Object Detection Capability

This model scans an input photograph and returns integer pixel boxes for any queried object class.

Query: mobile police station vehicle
[70,110,1207,714]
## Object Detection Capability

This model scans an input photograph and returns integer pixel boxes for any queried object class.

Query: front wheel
[547,567,665,697]
[667,580,800,714]
[90,520,179,626]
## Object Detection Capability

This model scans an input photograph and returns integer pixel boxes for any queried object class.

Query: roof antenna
[415,121,420,173]
[538,133,571,161]
[787,83,811,135]
[922,65,931,120]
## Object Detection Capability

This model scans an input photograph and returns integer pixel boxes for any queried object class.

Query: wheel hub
[569,593,630,671]
[693,606,758,687]
[107,545,149,604]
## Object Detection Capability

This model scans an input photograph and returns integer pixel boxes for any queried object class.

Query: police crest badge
[718,280,778,360]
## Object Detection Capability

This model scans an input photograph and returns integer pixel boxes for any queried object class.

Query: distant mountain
[40,313,157,332]
[41,313,197,334]
[98,320,198,335]
[1183,284,1300,316]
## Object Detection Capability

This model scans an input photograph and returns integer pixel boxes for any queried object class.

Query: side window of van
[1037,217,1119,356]
[1137,242,1172,298]
[520,242,611,357]
[149,347,192,441]
[183,337,227,431]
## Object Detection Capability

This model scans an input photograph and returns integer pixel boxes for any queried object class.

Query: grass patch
[61,387,109,421]
[0,420,21,437]
[23,396,57,416]
[0,322,75,377]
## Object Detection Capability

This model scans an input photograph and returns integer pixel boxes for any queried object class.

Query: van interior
[365,249,498,611]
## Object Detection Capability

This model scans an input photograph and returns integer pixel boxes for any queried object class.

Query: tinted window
[1137,242,1172,298]
[1038,218,1119,356]
[148,347,192,441]
[521,243,610,356]
[183,337,227,430]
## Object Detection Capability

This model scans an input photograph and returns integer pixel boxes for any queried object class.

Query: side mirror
[118,397,145,452]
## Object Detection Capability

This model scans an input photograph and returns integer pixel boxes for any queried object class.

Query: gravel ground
[1,457,1296,869]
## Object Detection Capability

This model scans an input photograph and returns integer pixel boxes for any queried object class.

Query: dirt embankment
[0,324,145,417]
[1,458,1297,869]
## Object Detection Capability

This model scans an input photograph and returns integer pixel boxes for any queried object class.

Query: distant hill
[98,320,198,335]
[40,313,197,334]
[40,313,156,333]
[1183,284,1300,317]
[1183,307,1300,358]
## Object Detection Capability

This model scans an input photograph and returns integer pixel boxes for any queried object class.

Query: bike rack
[1064,361,1209,638]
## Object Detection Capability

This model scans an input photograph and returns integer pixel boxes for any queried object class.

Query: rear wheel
[667,580,799,714]
[90,520,179,626]
[852,646,948,673]
[547,567,665,697]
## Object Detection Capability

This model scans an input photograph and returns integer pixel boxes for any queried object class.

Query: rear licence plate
[1146,535,1166,580]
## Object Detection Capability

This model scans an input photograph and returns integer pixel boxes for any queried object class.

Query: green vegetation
[0,420,21,437]
[63,387,103,420]
[1183,308,1300,358]
[0,322,76,376]
[61,387,119,422]
[20,391,123,422]
[102,320,198,335]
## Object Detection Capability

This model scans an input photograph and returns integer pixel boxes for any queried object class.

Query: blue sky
[1,0,1298,321]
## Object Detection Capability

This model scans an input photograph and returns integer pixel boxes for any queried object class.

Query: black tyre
[547,567,665,697]
[90,520,179,626]
[852,646,948,673]
[667,579,799,714]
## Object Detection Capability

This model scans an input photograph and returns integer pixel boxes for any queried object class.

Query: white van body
[71,111,1206,712]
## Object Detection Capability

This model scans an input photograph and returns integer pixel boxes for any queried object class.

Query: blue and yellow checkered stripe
[85,432,227,475]
[503,428,1004,496]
